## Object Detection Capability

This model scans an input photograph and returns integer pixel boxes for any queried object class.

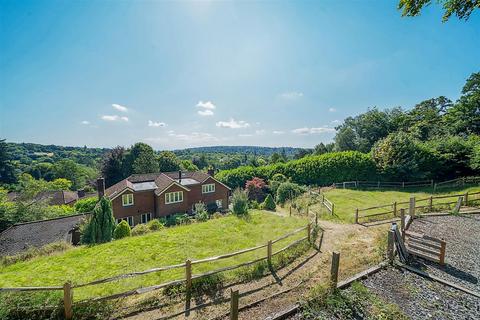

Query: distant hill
[174,146,306,157]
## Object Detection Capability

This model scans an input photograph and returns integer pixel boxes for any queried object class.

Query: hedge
[216,151,378,188]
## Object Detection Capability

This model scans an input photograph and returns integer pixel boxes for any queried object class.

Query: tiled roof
[7,190,95,206]
[0,214,88,257]
[105,171,227,198]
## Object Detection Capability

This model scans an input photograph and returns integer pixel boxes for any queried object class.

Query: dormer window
[122,193,134,206]
[202,183,215,194]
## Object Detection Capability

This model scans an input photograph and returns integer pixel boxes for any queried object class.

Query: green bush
[74,197,98,213]
[175,213,191,225]
[276,182,306,205]
[261,194,276,211]
[147,219,164,231]
[248,200,260,209]
[271,173,288,182]
[131,223,150,236]
[232,188,249,216]
[216,151,377,188]
[113,220,131,239]
[194,202,209,222]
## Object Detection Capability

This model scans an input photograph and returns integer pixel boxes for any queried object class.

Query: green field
[312,185,480,223]
[0,211,308,300]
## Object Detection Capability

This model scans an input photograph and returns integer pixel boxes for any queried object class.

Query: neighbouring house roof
[7,190,96,206]
[105,171,230,199]
[0,214,88,257]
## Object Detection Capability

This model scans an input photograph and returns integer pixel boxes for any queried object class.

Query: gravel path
[409,214,480,293]
[362,267,480,320]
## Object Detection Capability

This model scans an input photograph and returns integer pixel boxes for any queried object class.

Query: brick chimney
[178,170,182,183]
[97,178,105,199]
[207,168,215,177]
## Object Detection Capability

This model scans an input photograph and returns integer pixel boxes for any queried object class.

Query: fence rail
[0,222,315,319]
[355,191,480,224]
[333,176,480,191]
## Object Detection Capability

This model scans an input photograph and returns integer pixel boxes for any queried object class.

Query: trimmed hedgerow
[216,151,378,188]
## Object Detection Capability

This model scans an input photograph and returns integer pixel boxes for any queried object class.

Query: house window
[141,213,152,224]
[216,199,223,209]
[202,183,215,194]
[122,194,134,206]
[116,216,134,227]
[165,191,183,204]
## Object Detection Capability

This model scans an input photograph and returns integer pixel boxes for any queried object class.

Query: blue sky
[1,1,479,149]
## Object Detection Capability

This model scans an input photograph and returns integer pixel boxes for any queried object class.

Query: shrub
[74,197,98,213]
[276,182,306,205]
[232,188,249,216]
[271,173,288,182]
[212,212,223,219]
[206,202,218,214]
[245,177,268,202]
[261,194,276,211]
[175,213,191,225]
[248,200,260,209]
[147,219,164,231]
[113,220,131,239]
[131,223,150,236]
[194,202,209,222]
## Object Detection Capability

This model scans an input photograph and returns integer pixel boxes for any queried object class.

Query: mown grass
[0,210,307,301]
[309,185,480,223]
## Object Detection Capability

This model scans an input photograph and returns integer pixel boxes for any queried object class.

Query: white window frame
[122,193,134,207]
[141,213,152,224]
[216,199,223,209]
[165,191,184,204]
[116,216,134,227]
[202,183,215,194]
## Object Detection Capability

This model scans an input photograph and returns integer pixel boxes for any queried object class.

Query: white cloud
[166,131,218,142]
[101,115,129,122]
[238,134,253,137]
[328,107,337,112]
[273,130,285,134]
[331,119,341,124]
[81,120,90,125]
[196,101,216,110]
[291,127,335,135]
[216,118,250,129]
[255,129,266,135]
[112,104,128,112]
[280,91,304,100]
[198,109,214,116]
[148,120,166,127]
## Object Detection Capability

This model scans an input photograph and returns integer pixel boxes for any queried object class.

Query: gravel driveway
[408,213,480,293]
[362,267,480,320]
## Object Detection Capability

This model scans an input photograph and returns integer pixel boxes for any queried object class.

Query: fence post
[315,211,318,226]
[439,239,446,265]
[429,196,433,211]
[433,183,437,192]
[63,281,73,320]
[409,197,416,218]
[185,259,192,314]
[229,289,239,320]
[330,251,340,290]
[307,223,311,243]
[400,209,405,241]
[402,181,405,188]
[377,181,380,189]
[289,204,292,216]
[343,182,346,189]
[267,240,272,266]
[393,202,397,217]
[464,192,469,206]
[387,230,395,264]
[355,209,359,224]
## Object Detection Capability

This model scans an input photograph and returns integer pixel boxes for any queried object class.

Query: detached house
[103,171,231,226]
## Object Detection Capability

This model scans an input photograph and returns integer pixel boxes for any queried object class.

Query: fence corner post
[409,197,416,218]
[355,209,359,224]
[400,209,406,241]
[331,203,335,215]
[387,230,395,264]
[63,281,73,320]
[230,289,239,320]
[330,251,340,290]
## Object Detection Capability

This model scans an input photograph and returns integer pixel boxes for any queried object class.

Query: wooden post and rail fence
[354,191,480,224]
[0,222,318,319]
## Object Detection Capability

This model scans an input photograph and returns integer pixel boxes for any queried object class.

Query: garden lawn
[315,185,480,223]
[0,211,307,300]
